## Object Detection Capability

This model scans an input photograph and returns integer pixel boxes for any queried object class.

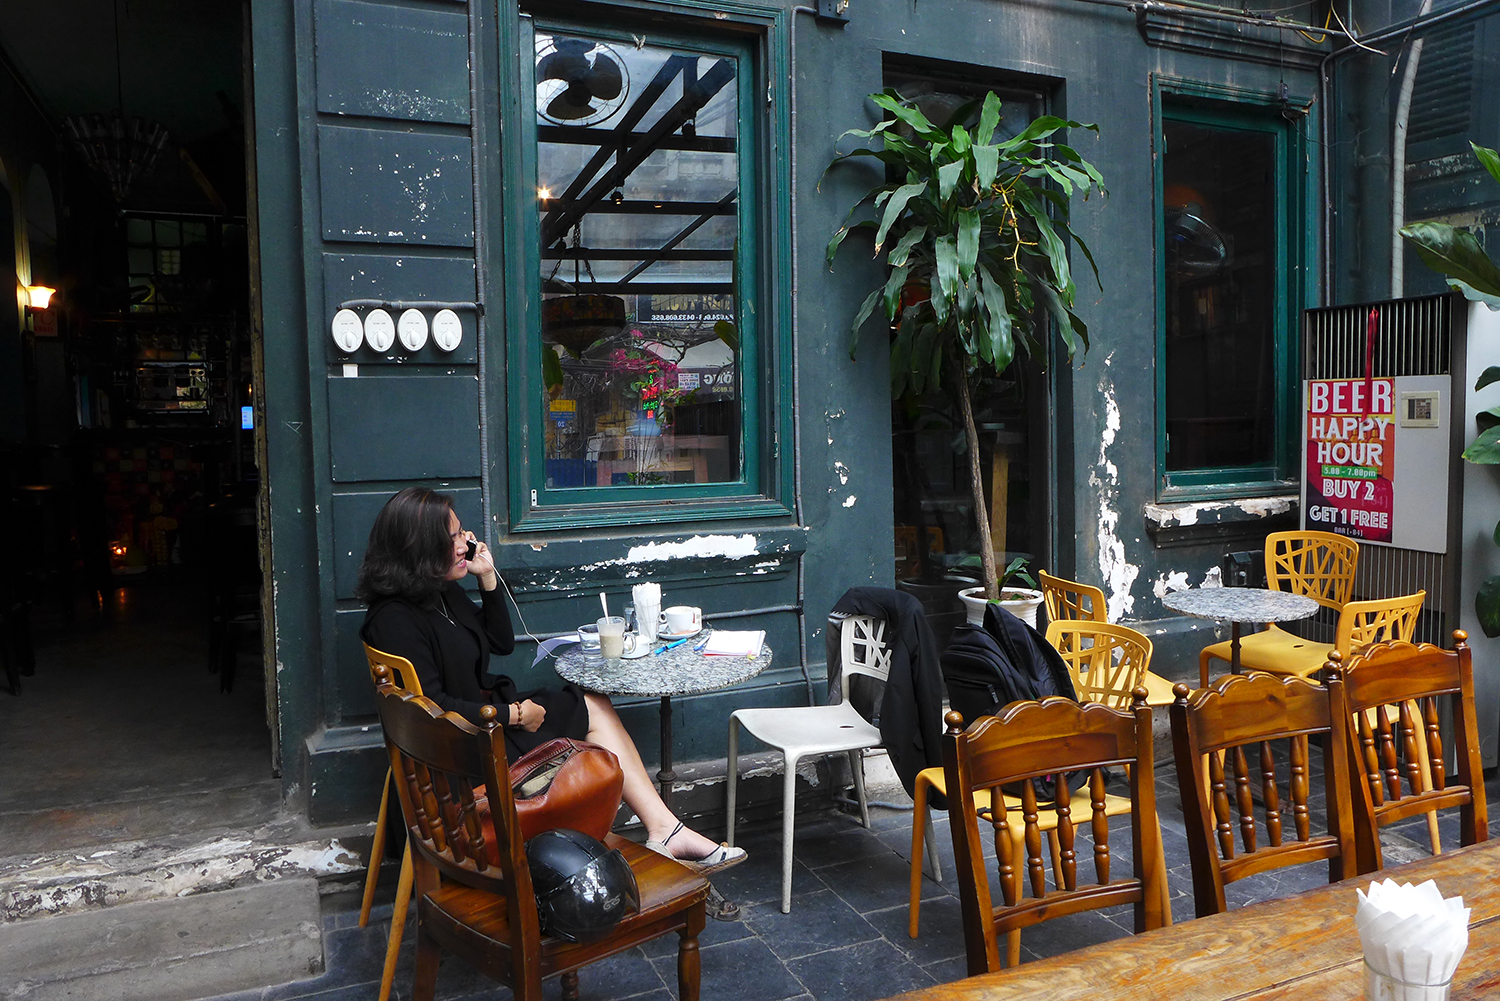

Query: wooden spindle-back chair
[942,695,1167,973]
[1169,673,1358,917]
[1331,634,1489,875]
[373,675,710,1001]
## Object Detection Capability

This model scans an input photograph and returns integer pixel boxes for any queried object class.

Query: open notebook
[700,630,765,657]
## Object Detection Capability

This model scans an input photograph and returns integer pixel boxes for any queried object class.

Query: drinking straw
[599,592,609,620]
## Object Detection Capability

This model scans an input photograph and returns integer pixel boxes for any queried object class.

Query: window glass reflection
[535,33,741,489]
[1163,119,1277,472]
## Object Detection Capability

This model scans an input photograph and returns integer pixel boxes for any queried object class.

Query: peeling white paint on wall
[842,495,857,508]
[1144,495,1294,529]
[834,461,850,486]
[1152,570,1190,598]
[1089,363,1139,621]
[626,534,759,562]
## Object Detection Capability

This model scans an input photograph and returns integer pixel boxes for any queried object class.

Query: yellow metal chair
[359,643,424,1001]
[1039,570,1175,705]
[1199,530,1359,687]
[1038,569,1107,624]
[907,619,1171,937]
[1227,590,1427,683]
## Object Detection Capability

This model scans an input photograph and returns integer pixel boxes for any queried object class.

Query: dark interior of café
[0,2,276,857]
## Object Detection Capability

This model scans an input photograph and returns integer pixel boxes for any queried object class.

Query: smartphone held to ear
[465,539,477,561]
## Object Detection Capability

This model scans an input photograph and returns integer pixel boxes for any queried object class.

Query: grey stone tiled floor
[202,762,1500,1001]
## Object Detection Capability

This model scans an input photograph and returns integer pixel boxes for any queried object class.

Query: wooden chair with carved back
[373,675,710,1001]
[942,694,1167,973]
[906,621,1172,939]
[1169,672,1359,918]
[1329,634,1490,875]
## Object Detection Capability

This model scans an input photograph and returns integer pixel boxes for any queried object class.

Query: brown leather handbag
[508,738,624,842]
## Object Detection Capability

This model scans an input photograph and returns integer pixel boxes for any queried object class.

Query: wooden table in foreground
[881,840,1500,1000]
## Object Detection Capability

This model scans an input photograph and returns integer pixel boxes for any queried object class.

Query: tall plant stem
[954,356,999,600]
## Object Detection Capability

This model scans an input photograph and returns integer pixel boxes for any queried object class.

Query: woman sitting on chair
[358,486,745,874]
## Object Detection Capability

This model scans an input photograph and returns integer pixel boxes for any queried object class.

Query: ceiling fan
[536,37,629,127]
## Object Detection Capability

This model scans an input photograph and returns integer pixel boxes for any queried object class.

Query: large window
[1156,97,1302,496]
[509,19,785,526]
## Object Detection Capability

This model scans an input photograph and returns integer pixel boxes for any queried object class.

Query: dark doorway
[0,1,272,857]
[881,60,1055,650]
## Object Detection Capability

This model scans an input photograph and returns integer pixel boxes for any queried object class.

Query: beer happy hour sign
[1305,378,1395,542]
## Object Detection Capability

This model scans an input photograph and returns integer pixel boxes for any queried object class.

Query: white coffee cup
[659,605,702,635]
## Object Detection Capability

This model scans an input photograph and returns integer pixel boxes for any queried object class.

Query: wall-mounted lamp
[25,285,58,335]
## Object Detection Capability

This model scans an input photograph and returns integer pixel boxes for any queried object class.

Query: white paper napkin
[632,582,662,641]
[1355,879,1469,998]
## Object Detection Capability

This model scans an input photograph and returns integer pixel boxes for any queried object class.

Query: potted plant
[826,89,1106,613]
[957,556,1044,627]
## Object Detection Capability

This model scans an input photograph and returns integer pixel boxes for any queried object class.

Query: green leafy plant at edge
[825,89,1105,600]
[1401,141,1500,634]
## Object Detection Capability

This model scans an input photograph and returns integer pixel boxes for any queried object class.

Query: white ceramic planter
[958,586,1045,629]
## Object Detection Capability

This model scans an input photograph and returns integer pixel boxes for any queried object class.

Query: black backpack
[940,603,1085,800]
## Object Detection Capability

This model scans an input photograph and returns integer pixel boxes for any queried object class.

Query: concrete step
[1,829,366,923]
[0,877,324,1001]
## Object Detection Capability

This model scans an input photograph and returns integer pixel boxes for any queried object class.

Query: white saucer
[622,643,650,659]
[656,627,702,642]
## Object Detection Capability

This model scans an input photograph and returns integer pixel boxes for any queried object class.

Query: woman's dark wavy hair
[355,487,455,605]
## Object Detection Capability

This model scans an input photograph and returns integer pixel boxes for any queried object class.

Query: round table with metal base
[554,636,771,918]
[1162,587,1320,675]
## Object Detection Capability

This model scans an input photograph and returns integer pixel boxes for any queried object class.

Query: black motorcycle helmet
[525,828,640,942]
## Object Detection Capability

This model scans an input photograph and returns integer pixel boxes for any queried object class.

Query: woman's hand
[513,699,546,732]
[464,533,498,590]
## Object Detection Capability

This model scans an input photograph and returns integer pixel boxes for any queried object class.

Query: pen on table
[654,636,692,656]
[692,634,712,653]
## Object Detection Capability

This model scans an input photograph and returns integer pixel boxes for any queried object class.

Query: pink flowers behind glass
[609,333,691,418]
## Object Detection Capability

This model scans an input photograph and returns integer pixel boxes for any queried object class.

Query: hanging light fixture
[62,0,169,203]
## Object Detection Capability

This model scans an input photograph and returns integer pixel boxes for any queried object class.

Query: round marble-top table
[554,635,771,808]
[1161,587,1319,676]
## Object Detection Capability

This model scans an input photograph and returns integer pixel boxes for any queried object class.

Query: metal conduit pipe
[467,3,494,549]
[1319,0,1500,294]
[337,299,482,312]
[790,5,819,707]
[1064,0,1353,36]
[512,604,805,645]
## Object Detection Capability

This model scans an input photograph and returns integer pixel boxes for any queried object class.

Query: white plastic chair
[726,612,937,912]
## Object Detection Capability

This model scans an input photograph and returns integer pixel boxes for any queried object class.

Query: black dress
[361,580,590,761]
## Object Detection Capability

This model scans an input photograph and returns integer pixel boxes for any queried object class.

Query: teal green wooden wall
[250,0,1327,823]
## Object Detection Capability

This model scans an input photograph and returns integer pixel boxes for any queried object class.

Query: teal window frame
[499,2,793,531]
[1153,80,1310,501]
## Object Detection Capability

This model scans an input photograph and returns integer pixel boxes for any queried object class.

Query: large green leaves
[1472,141,1500,185]
[1462,425,1500,464]
[875,182,929,252]
[827,87,1105,388]
[1400,221,1500,308]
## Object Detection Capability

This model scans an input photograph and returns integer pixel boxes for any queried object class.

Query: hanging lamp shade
[62,113,170,203]
[542,293,626,356]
